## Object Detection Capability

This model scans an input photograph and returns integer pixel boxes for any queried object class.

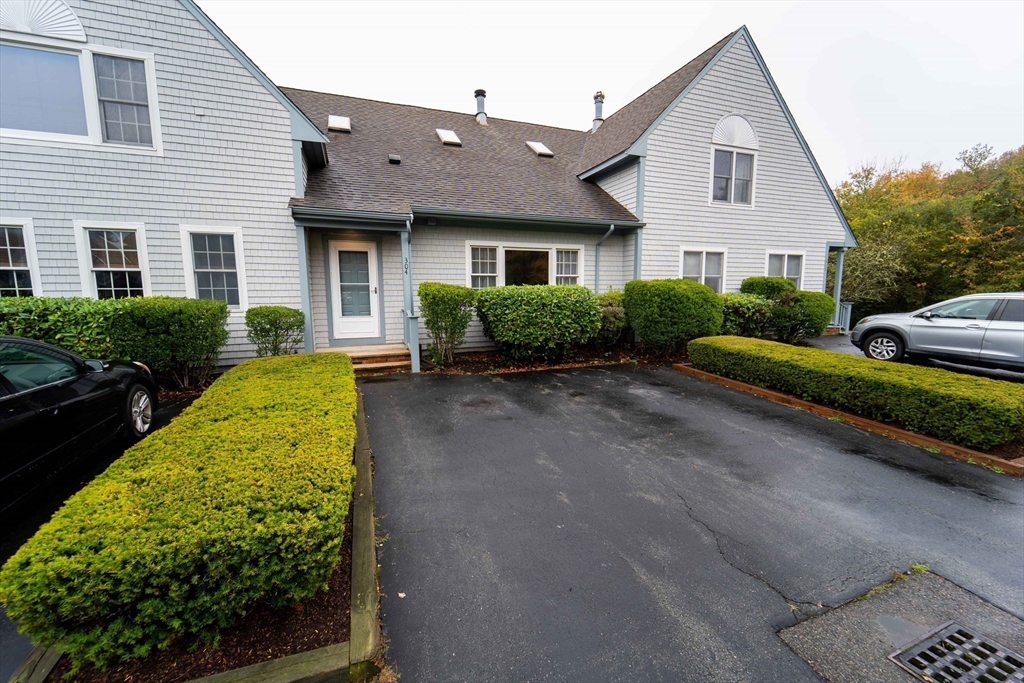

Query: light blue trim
[322,233,386,347]
[832,247,846,325]
[594,224,616,294]
[292,141,305,198]
[400,223,420,372]
[633,228,643,280]
[177,0,327,145]
[578,150,642,181]
[635,157,646,220]
[292,206,409,228]
[296,225,313,352]
[411,206,643,230]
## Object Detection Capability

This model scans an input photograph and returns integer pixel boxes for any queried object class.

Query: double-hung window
[181,227,248,310]
[0,222,38,297]
[767,253,803,289]
[681,249,725,293]
[0,14,161,153]
[712,150,754,204]
[74,222,150,299]
[467,243,584,289]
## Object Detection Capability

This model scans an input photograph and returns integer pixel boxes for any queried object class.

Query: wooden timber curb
[8,393,381,683]
[672,363,1024,477]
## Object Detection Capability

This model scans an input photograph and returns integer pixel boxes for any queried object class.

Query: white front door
[328,240,380,340]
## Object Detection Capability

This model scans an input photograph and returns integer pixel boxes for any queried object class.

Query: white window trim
[0,31,164,156]
[464,240,585,288]
[678,246,728,292]
[707,146,757,209]
[179,226,249,313]
[0,217,43,296]
[764,250,806,289]
[74,220,152,298]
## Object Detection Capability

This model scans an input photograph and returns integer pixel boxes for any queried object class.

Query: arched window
[710,115,757,205]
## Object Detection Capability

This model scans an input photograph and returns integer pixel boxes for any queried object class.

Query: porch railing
[832,302,853,333]
[403,310,421,373]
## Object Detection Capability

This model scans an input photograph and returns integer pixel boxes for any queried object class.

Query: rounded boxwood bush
[720,292,774,338]
[771,290,835,343]
[245,305,305,357]
[0,354,357,672]
[475,285,601,363]
[739,276,797,300]
[595,290,628,347]
[418,282,477,366]
[623,279,723,352]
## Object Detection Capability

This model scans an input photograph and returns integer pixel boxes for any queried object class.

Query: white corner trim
[73,220,151,297]
[678,245,729,292]
[464,240,586,288]
[0,36,164,155]
[0,216,43,296]
[179,225,250,312]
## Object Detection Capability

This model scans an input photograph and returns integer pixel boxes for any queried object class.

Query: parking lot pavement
[362,365,1023,682]
[806,334,1024,383]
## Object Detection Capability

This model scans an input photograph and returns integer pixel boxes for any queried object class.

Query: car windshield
[0,344,79,392]
[926,299,999,320]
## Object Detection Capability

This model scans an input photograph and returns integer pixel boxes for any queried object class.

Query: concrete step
[353,360,411,374]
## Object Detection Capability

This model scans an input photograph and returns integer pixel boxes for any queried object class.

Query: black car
[0,336,158,513]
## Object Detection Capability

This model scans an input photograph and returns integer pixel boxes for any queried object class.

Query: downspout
[594,224,615,294]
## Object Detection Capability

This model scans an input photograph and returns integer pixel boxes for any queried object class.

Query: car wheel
[125,384,154,439]
[863,332,905,362]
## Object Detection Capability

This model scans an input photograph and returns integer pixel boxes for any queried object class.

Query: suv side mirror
[918,312,934,320]
[84,359,105,373]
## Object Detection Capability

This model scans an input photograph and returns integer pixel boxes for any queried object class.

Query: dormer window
[710,115,757,206]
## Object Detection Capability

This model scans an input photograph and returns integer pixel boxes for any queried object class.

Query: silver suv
[850,293,1024,371]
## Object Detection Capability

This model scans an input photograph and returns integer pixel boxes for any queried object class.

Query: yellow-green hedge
[688,336,1024,450]
[0,353,357,671]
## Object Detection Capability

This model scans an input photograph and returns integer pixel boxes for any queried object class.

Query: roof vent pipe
[475,89,487,125]
[592,91,605,132]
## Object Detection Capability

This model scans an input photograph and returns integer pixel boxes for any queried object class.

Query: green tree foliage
[835,146,1024,318]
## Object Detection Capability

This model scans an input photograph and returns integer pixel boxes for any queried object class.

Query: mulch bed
[422,347,687,375]
[46,513,352,683]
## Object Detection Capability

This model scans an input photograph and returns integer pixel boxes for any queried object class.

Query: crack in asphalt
[673,490,828,624]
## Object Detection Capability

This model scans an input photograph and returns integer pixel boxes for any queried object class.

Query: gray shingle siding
[641,35,847,291]
[0,0,300,363]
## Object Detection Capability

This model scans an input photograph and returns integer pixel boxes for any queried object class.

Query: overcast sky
[199,0,1023,186]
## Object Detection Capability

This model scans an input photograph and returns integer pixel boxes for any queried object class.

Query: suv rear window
[999,299,1024,322]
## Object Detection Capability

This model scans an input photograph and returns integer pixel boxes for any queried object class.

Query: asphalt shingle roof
[284,88,639,223]
[577,30,739,174]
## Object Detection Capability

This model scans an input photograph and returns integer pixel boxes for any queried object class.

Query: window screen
[0,44,87,136]
[0,226,33,297]
[734,153,753,204]
[704,252,724,293]
[470,247,497,289]
[712,150,732,202]
[191,233,239,306]
[555,250,578,285]
[95,54,152,145]
[89,230,143,299]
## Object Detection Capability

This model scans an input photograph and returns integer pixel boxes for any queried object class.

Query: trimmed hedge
[110,297,229,388]
[770,290,835,343]
[418,282,476,366]
[623,279,723,352]
[596,290,628,347]
[720,292,773,338]
[687,336,1024,449]
[476,285,601,363]
[739,276,797,300]
[0,297,125,358]
[245,305,305,357]
[0,353,357,672]
[0,296,229,388]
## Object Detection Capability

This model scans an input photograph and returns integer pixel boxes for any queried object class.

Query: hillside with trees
[833,144,1023,319]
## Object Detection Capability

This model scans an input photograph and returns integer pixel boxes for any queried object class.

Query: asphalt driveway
[361,365,1023,682]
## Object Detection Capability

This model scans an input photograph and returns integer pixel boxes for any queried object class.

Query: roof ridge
[279,86,590,135]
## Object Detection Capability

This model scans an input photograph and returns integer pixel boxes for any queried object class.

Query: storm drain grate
[889,621,1024,683]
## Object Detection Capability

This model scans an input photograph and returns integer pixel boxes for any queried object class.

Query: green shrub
[720,293,774,338]
[475,285,601,363]
[0,353,357,672]
[770,290,835,343]
[245,306,305,357]
[623,279,723,352]
[595,290,628,347]
[418,282,476,366]
[0,297,126,358]
[687,336,1024,449]
[110,297,229,388]
[739,276,797,300]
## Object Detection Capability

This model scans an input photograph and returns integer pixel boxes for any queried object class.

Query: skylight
[436,128,461,146]
[328,115,351,132]
[526,141,554,157]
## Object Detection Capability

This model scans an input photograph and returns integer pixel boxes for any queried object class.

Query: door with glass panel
[328,241,379,340]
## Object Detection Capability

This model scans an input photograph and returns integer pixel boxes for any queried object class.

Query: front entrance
[328,240,380,340]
